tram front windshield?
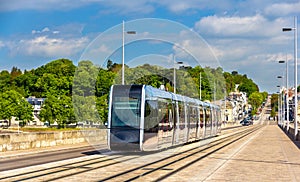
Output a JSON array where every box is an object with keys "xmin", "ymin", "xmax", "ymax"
[{"xmin": 111, "ymin": 85, "xmax": 142, "ymax": 128}]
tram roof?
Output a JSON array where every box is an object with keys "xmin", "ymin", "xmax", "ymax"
[
  {"xmin": 144, "ymin": 85, "xmax": 173, "ymax": 100},
  {"xmin": 144, "ymin": 85, "xmax": 219, "ymax": 108}
]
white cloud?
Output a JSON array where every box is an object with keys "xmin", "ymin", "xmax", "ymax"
[
  {"xmin": 32, "ymin": 27, "xmax": 50, "ymax": 34},
  {"xmin": 194, "ymin": 14, "xmax": 290, "ymax": 38},
  {"xmin": 8, "ymin": 35, "xmax": 89, "ymax": 58},
  {"xmin": 0, "ymin": 41, "xmax": 4, "ymax": 48},
  {"xmin": 1, "ymin": 0, "xmax": 298, "ymax": 20},
  {"xmin": 265, "ymin": 2, "xmax": 300, "ymax": 17},
  {"xmin": 42, "ymin": 27, "xmax": 50, "ymax": 32}
]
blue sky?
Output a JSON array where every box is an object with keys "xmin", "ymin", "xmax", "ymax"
[{"xmin": 0, "ymin": 0, "xmax": 299, "ymax": 93}]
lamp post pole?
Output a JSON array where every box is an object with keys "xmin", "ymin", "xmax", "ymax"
[
  {"xmin": 283, "ymin": 16, "xmax": 298, "ymax": 139},
  {"xmin": 279, "ymin": 59, "xmax": 290, "ymax": 132},
  {"xmin": 286, "ymin": 57, "xmax": 290, "ymax": 132},
  {"xmin": 199, "ymin": 73, "xmax": 202, "ymax": 100},
  {"xmin": 173, "ymin": 55, "xmax": 176, "ymax": 94},
  {"xmin": 173, "ymin": 55, "xmax": 183, "ymax": 94},
  {"xmin": 277, "ymin": 85, "xmax": 281, "ymax": 126},
  {"xmin": 122, "ymin": 21, "xmax": 136, "ymax": 85}
]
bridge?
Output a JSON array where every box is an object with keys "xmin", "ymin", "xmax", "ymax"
[{"xmin": 0, "ymin": 99, "xmax": 300, "ymax": 181}]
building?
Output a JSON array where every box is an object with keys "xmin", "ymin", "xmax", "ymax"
[{"xmin": 26, "ymin": 97, "xmax": 45, "ymax": 125}]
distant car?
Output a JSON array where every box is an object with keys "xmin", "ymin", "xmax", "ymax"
[
  {"xmin": 240, "ymin": 118, "xmax": 251, "ymax": 126},
  {"xmin": 242, "ymin": 120, "xmax": 250, "ymax": 126}
]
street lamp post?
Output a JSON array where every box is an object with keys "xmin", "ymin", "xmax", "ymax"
[
  {"xmin": 173, "ymin": 55, "xmax": 183, "ymax": 94},
  {"xmin": 277, "ymin": 76, "xmax": 285, "ymax": 127},
  {"xmin": 279, "ymin": 60, "xmax": 289, "ymax": 132},
  {"xmin": 277, "ymin": 85, "xmax": 282, "ymax": 126},
  {"xmin": 122, "ymin": 21, "xmax": 136, "ymax": 85},
  {"xmin": 283, "ymin": 16, "xmax": 298, "ymax": 139},
  {"xmin": 199, "ymin": 72, "xmax": 202, "ymax": 100}
]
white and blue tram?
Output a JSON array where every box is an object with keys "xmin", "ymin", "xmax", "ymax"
[{"xmin": 107, "ymin": 85, "xmax": 221, "ymax": 151}]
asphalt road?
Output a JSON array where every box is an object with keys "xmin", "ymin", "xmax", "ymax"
[{"xmin": 0, "ymin": 144, "xmax": 109, "ymax": 172}]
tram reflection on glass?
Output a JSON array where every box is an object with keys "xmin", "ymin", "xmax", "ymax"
[{"xmin": 107, "ymin": 85, "xmax": 221, "ymax": 151}]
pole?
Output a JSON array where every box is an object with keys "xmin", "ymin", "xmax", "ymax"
[
  {"xmin": 199, "ymin": 73, "xmax": 202, "ymax": 100},
  {"xmin": 122, "ymin": 20, "xmax": 125, "ymax": 85},
  {"xmin": 286, "ymin": 55, "xmax": 289, "ymax": 132},
  {"xmin": 278, "ymin": 94, "xmax": 280, "ymax": 125},
  {"xmin": 281, "ymin": 89, "xmax": 284, "ymax": 126},
  {"xmin": 173, "ymin": 55, "xmax": 176, "ymax": 94},
  {"xmin": 294, "ymin": 16, "xmax": 298, "ymax": 139},
  {"xmin": 214, "ymin": 80, "xmax": 216, "ymax": 102}
]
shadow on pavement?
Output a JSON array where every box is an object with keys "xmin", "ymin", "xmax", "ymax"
[{"xmin": 279, "ymin": 126, "xmax": 300, "ymax": 149}]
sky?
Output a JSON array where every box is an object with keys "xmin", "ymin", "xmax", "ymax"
[{"xmin": 0, "ymin": 0, "xmax": 299, "ymax": 93}]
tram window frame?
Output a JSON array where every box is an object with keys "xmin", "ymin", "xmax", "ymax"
[
  {"xmin": 205, "ymin": 107, "xmax": 211, "ymax": 127},
  {"xmin": 111, "ymin": 97, "xmax": 141, "ymax": 128},
  {"xmin": 157, "ymin": 98, "xmax": 173, "ymax": 131},
  {"xmin": 189, "ymin": 105, "xmax": 197, "ymax": 129},
  {"xmin": 144, "ymin": 100, "xmax": 159, "ymax": 132},
  {"xmin": 199, "ymin": 105, "xmax": 204, "ymax": 128},
  {"xmin": 178, "ymin": 101, "xmax": 185, "ymax": 129}
]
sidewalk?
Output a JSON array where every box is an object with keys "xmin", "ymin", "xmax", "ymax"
[{"xmin": 206, "ymin": 125, "xmax": 300, "ymax": 182}]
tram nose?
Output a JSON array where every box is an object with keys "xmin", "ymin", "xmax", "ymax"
[
  {"xmin": 110, "ymin": 129, "xmax": 141, "ymax": 151},
  {"xmin": 112, "ymin": 131, "xmax": 139, "ymax": 143}
]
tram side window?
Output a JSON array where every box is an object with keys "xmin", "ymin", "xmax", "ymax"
[
  {"xmin": 158, "ymin": 100, "xmax": 168, "ymax": 124},
  {"xmin": 189, "ymin": 106, "xmax": 197, "ymax": 129},
  {"xmin": 178, "ymin": 101, "xmax": 185, "ymax": 129},
  {"xmin": 205, "ymin": 108, "xmax": 211, "ymax": 127},
  {"xmin": 211, "ymin": 109, "xmax": 214, "ymax": 125},
  {"xmin": 158, "ymin": 99, "xmax": 174, "ymax": 130},
  {"xmin": 144, "ymin": 100, "xmax": 159, "ymax": 132},
  {"xmin": 199, "ymin": 106, "xmax": 204, "ymax": 128}
]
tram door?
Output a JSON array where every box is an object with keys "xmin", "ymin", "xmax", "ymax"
[
  {"xmin": 187, "ymin": 105, "xmax": 198, "ymax": 142},
  {"xmin": 172, "ymin": 101, "xmax": 187, "ymax": 145},
  {"xmin": 157, "ymin": 100, "xmax": 173, "ymax": 149},
  {"xmin": 197, "ymin": 105, "xmax": 205, "ymax": 139},
  {"xmin": 211, "ymin": 108, "xmax": 217, "ymax": 135},
  {"xmin": 204, "ymin": 107, "xmax": 212, "ymax": 137},
  {"xmin": 217, "ymin": 109, "xmax": 222, "ymax": 133}
]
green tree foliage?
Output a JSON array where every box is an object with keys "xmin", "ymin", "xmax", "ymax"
[
  {"xmin": 39, "ymin": 94, "xmax": 75, "ymax": 127},
  {"xmin": 0, "ymin": 90, "xmax": 33, "ymax": 125},
  {"xmin": 1, "ymin": 58, "xmax": 262, "ymax": 127},
  {"xmin": 270, "ymin": 93, "xmax": 279, "ymax": 112},
  {"xmin": 248, "ymin": 92, "xmax": 264, "ymax": 114},
  {"xmin": 14, "ymin": 70, "xmax": 39, "ymax": 97},
  {"xmin": 35, "ymin": 59, "xmax": 75, "ymax": 97},
  {"xmin": 238, "ymin": 79, "xmax": 259, "ymax": 96},
  {"xmin": 0, "ymin": 70, "xmax": 11, "ymax": 93},
  {"xmin": 73, "ymin": 60, "xmax": 99, "ymax": 97}
]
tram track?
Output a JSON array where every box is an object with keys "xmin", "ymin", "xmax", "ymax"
[
  {"xmin": 0, "ymin": 125, "xmax": 264, "ymax": 181},
  {"xmin": 99, "ymin": 125, "xmax": 264, "ymax": 181}
]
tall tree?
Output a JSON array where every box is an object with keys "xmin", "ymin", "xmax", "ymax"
[{"xmin": 0, "ymin": 90, "xmax": 33, "ymax": 125}]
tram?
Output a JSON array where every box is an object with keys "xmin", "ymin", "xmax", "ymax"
[{"xmin": 107, "ymin": 84, "xmax": 221, "ymax": 151}]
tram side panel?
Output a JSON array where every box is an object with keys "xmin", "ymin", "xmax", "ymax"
[
  {"xmin": 157, "ymin": 99, "xmax": 174, "ymax": 149},
  {"xmin": 187, "ymin": 105, "xmax": 199, "ymax": 142},
  {"xmin": 197, "ymin": 105, "xmax": 205, "ymax": 140},
  {"xmin": 142, "ymin": 99, "xmax": 160, "ymax": 151},
  {"xmin": 211, "ymin": 107, "xmax": 216, "ymax": 136},
  {"xmin": 204, "ymin": 107, "xmax": 212, "ymax": 138},
  {"xmin": 174, "ymin": 101, "xmax": 188, "ymax": 145},
  {"xmin": 217, "ymin": 108, "xmax": 222, "ymax": 134}
]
